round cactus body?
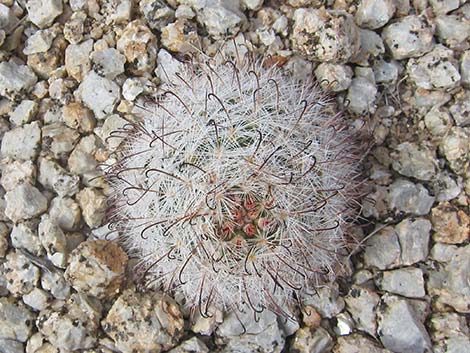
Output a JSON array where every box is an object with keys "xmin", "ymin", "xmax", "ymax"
[{"xmin": 104, "ymin": 53, "xmax": 364, "ymax": 318}]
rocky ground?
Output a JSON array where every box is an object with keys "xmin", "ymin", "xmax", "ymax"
[{"xmin": 0, "ymin": 0, "xmax": 469, "ymax": 352}]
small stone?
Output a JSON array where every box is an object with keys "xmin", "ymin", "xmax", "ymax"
[
  {"xmin": 194, "ymin": 0, "xmax": 246, "ymax": 39},
  {"xmin": 433, "ymin": 172, "xmax": 462, "ymax": 202},
  {"xmin": 95, "ymin": 114, "xmax": 128, "ymax": 151},
  {"xmin": 37, "ymin": 293, "xmax": 101, "ymax": 351},
  {"xmin": 23, "ymin": 29, "xmax": 55, "ymax": 55},
  {"xmin": 26, "ymin": 0, "xmax": 63, "ymax": 29},
  {"xmin": 431, "ymin": 202, "xmax": 469, "ymax": 244},
  {"xmin": 0, "ymin": 298, "xmax": 35, "ymax": 342},
  {"xmin": 41, "ymin": 269, "xmax": 70, "ymax": 300},
  {"xmin": 216, "ymin": 309, "xmax": 285, "ymax": 353},
  {"xmin": 175, "ymin": 5, "xmax": 195, "ymax": 20},
  {"xmin": 0, "ymin": 60, "xmax": 37, "ymax": 99},
  {"xmin": 304, "ymin": 283, "xmax": 345, "ymax": 318},
  {"xmin": 0, "ymin": 160, "xmax": 36, "ymax": 192},
  {"xmin": 38, "ymin": 215, "xmax": 68, "ymax": 269},
  {"xmin": 76, "ymin": 71, "xmax": 120, "ymax": 119},
  {"xmin": 76, "ymin": 187, "xmax": 106, "ymax": 228},
  {"xmin": 62, "ymin": 102, "xmax": 96, "ymax": 133},
  {"xmin": 449, "ymin": 90, "xmax": 470, "ymax": 127},
  {"xmin": 65, "ymin": 39, "xmax": 94, "ymax": 82},
  {"xmin": 191, "ymin": 310, "xmax": 223, "ymax": 336},
  {"xmin": 23, "ymin": 287, "xmax": 50, "ymax": 311},
  {"xmin": 1, "ymin": 121, "xmax": 41, "ymax": 161},
  {"xmin": 424, "ymin": 106, "xmax": 452, "ymax": 136},
  {"xmin": 41, "ymin": 123, "xmax": 80, "ymax": 159},
  {"xmin": 377, "ymin": 267, "xmax": 426, "ymax": 298},
  {"xmin": 38, "ymin": 157, "xmax": 80, "ymax": 197},
  {"xmin": 406, "ymin": 45, "xmax": 461, "ymax": 90},
  {"xmin": 347, "ymin": 77, "xmax": 377, "ymax": 115},
  {"xmin": 91, "ymin": 48, "xmax": 126, "ymax": 80},
  {"xmin": 461, "ymin": 50, "xmax": 470, "ymax": 87},
  {"xmin": 435, "ymin": 13, "xmax": 470, "ymax": 48},
  {"xmin": 345, "ymin": 286, "xmax": 379, "ymax": 336},
  {"xmin": 10, "ymin": 221, "xmax": 43, "ymax": 256},
  {"xmin": 439, "ymin": 127, "xmax": 469, "ymax": 174},
  {"xmin": 391, "ymin": 142, "xmax": 436, "ymax": 181},
  {"xmin": 9, "ymin": 99, "xmax": 38, "ymax": 126},
  {"xmin": 291, "ymin": 8, "xmax": 360, "ymax": 63},
  {"xmin": 101, "ymin": 289, "xmax": 184, "ymax": 353},
  {"xmin": 334, "ymin": 334, "xmax": 392, "ymax": 353},
  {"xmin": 63, "ymin": 11, "xmax": 86, "ymax": 44},
  {"xmin": 155, "ymin": 49, "xmax": 185, "ymax": 85},
  {"xmin": 161, "ymin": 19, "xmax": 199, "ymax": 54},
  {"xmin": 291, "ymin": 327, "xmax": 333, "ymax": 353},
  {"xmin": 103, "ymin": 0, "xmax": 132, "ymax": 24},
  {"xmin": 68, "ymin": 135, "xmax": 99, "ymax": 175},
  {"xmin": 409, "ymin": 88, "xmax": 451, "ymax": 108},
  {"xmin": 122, "ymin": 77, "xmax": 151, "ymax": 101},
  {"xmin": 334, "ymin": 312, "xmax": 354, "ymax": 336},
  {"xmin": 373, "ymin": 60, "xmax": 399, "ymax": 84},
  {"xmin": 117, "ymin": 20, "xmax": 158, "ymax": 76},
  {"xmin": 4, "ymin": 251, "xmax": 40, "ymax": 296},
  {"xmin": 27, "ymin": 47, "xmax": 63, "ymax": 80},
  {"xmin": 167, "ymin": 337, "xmax": 209, "ymax": 353},
  {"xmin": 314, "ymin": 63, "xmax": 353, "ymax": 92},
  {"xmin": 351, "ymin": 29, "xmax": 385, "ymax": 64},
  {"xmin": 140, "ymin": 0, "xmax": 175, "ymax": 30},
  {"xmin": 387, "ymin": 179, "xmax": 435, "ymax": 216},
  {"xmin": 395, "ymin": 218, "xmax": 431, "ymax": 265},
  {"xmin": 65, "ymin": 240, "xmax": 128, "ymax": 299},
  {"xmin": 382, "ymin": 15, "xmax": 434, "ymax": 60},
  {"xmin": 377, "ymin": 294, "xmax": 432, "ymax": 353},
  {"xmin": 355, "ymin": 0, "xmax": 395, "ymax": 29},
  {"xmin": 0, "ymin": 338, "xmax": 24, "ymax": 353},
  {"xmin": 429, "ymin": 0, "xmax": 459, "ymax": 15},
  {"xmin": 5, "ymin": 184, "xmax": 48, "ymax": 222},
  {"xmin": 363, "ymin": 226, "xmax": 401, "ymax": 270},
  {"xmin": 49, "ymin": 197, "xmax": 81, "ymax": 232}
]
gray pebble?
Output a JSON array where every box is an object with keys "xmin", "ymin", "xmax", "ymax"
[
  {"xmin": 4, "ymin": 251, "xmax": 40, "ymax": 297},
  {"xmin": 387, "ymin": 179, "xmax": 435, "ymax": 216},
  {"xmin": 91, "ymin": 48, "xmax": 126, "ymax": 80},
  {"xmin": 1, "ymin": 122, "xmax": 41, "ymax": 161},
  {"xmin": 101, "ymin": 289, "xmax": 184, "ymax": 353},
  {"xmin": 363, "ymin": 226, "xmax": 401, "ymax": 269},
  {"xmin": 395, "ymin": 218, "xmax": 431, "ymax": 265},
  {"xmin": 37, "ymin": 293, "xmax": 101, "ymax": 351},
  {"xmin": 377, "ymin": 294, "xmax": 432, "ymax": 353},
  {"xmin": 38, "ymin": 157, "xmax": 80, "ymax": 197},
  {"xmin": 377, "ymin": 267, "xmax": 426, "ymax": 298},
  {"xmin": 345, "ymin": 285, "xmax": 380, "ymax": 336},
  {"xmin": 4, "ymin": 184, "xmax": 48, "ymax": 223},
  {"xmin": 0, "ymin": 298, "xmax": 35, "ymax": 342},
  {"xmin": 346, "ymin": 77, "xmax": 377, "ymax": 115},
  {"xmin": 355, "ymin": 0, "xmax": 396, "ymax": 29},
  {"xmin": 291, "ymin": 8, "xmax": 360, "ymax": 63},
  {"xmin": 26, "ymin": 0, "xmax": 63, "ymax": 29},
  {"xmin": 0, "ymin": 60, "xmax": 37, "ymax": 99},
  {"xmin": 406, "ymin": 45, "xmax": 461, "ymax": 90},
  {"xmin": 314, "ymin": 63, "xmax": 353, "ymax": 92},
  {"xmin": 76, "ymin": 71, "xmax": 120, "ymax": 119},
  {"xmin": 382, "ymin": 15, "xmax": 434, "ymax": 60},
  {"xmin": 391, "ymin": 142, "xmax": 437, "ymax": 181}
]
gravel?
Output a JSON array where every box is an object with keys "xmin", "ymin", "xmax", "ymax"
[{"xmin": 0, "ymin": 0, "xmax": 468, "ymax": 352}]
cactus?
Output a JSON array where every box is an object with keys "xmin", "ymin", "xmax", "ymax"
[{"xmin": 103, "ymin": 51, "xmax": 365, "ymax": 320}]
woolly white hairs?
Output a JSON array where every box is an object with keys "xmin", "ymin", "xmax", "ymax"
[{"xmin": 104, "ymin": 50, "xmax": 365, "ymax": 321}]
